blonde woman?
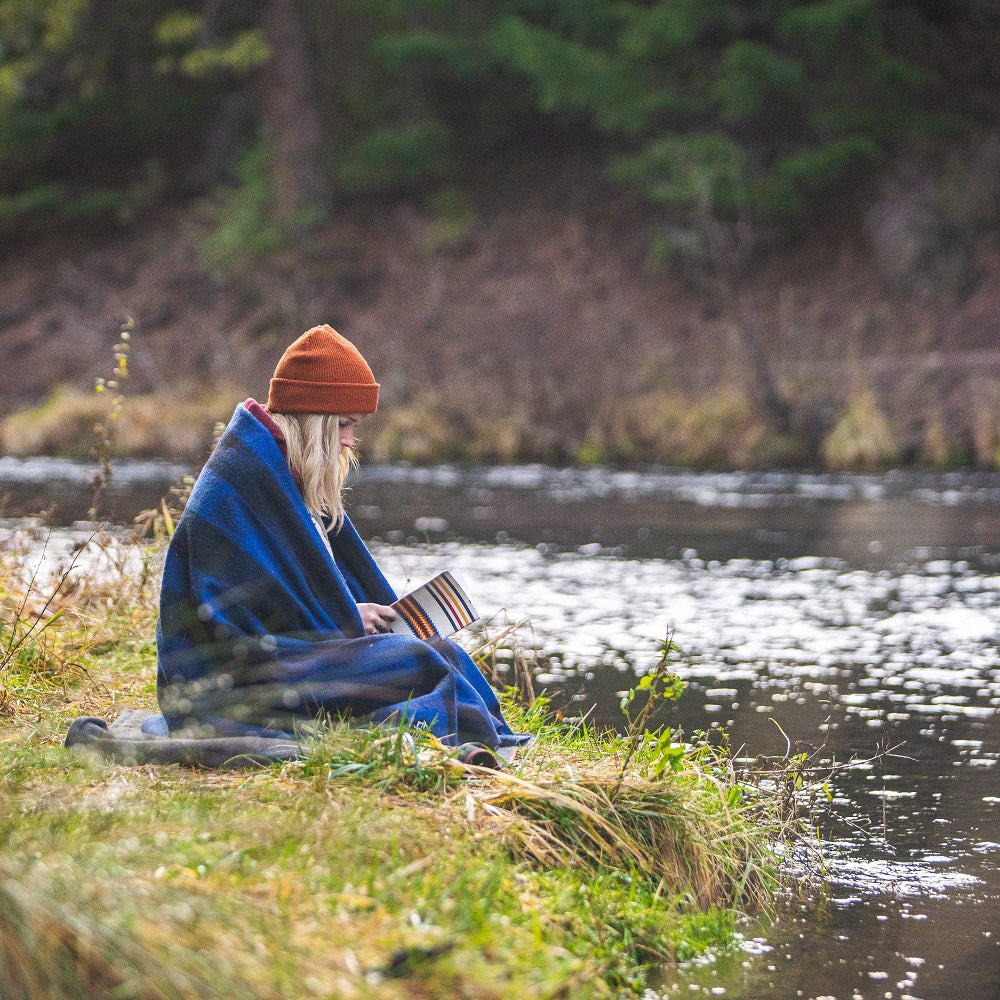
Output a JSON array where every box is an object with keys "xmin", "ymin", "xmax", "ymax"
[{"xmin": 154, "ymin": 324, "xmax": 526, "ymax": 755}]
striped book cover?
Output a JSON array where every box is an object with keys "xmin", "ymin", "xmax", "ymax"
[{"xmin": 387, "ymin": 570, "xmax": 480, "ymax": 640}]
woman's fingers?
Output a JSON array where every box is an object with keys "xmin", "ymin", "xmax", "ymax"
[{"xmin": 358, "ymin": 602, "xmax": 398, "ymax": 633}]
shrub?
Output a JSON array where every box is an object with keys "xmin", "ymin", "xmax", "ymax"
[
  {"xmin": 821, "ymin": 391, "xmax": 901, "ymax": 470},
  {"xmin": 195, "ymin": 142, "xmax": 284, "ymax": 276}
]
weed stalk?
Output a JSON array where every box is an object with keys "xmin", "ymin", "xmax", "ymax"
[{"xmin": 89, "ymin": 318, "xmax": 131, "ymax": 521}]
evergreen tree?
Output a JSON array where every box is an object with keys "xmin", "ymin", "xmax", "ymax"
[
  {"xmin": 0, "ymin": 1, "xmax": 267, "ymax": 234},
  {"xmin": 0, "ymin": 0, "xmax": 996, "ymax": 240}
]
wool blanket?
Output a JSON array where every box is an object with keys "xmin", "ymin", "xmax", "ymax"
[
  {"xmin": 62, "ymin": 711, "xmax": 510, "ymax": 770},
  {"xmin": 64, "ymin": 711, "xmax": 301, "ymax": 769},
  {"xmin": 155, "ymin": 403, "xmax": 528, "ymax": 750}
]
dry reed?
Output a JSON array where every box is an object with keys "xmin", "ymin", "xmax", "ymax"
[{"xmin": 459, "ymin": 754, "xmax": 775, "ymax": 913}]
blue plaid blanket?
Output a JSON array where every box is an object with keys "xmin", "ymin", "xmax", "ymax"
[{"xmin": 156, "ymin": 404, "xmax": 527, "ymax": 749}]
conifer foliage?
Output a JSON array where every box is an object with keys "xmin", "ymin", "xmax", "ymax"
[{"xmin": 0, "ymin": 1, "xmax": 995, "ymax": 238}]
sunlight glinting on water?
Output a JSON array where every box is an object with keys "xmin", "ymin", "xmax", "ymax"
[
  {"xmin": 374, "ymin": 540, "xmax": 1000, "ymax": 731},
  {"xmin": 375, "ymin": 534, "xmax": 1000, "ymax": 999},
  {"xmin": 4, "ymin": 456, "xmax": 1000, "ymax": 1000}
]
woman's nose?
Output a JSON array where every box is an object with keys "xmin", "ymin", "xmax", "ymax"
[{"xmin": 340, "ymin": 426, "xmax": 356, "ymax": 449}]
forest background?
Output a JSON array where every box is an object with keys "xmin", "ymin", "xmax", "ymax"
[{"xmin": 1, "ymin": 0, "xmax": 999, "ymax": 472}]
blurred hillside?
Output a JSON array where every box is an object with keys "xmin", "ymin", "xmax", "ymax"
[{"xmin": 2, "ymin": 1, "xmax": 999, "ymax": 470}]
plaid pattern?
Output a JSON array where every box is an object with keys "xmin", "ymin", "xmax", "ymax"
[{"xmin": 156, "ymin": 404, "xmax": 528, "ymax": 750}]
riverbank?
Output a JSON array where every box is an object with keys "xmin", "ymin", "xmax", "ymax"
[
  {"xmin": 0, "ymin": 524, "xmax": 795, "ymax": 998},
  {"xmin": 4, "ymin": 460, "xmax": 999, "ymax": 996},
  {"xmin": 2, "ymin": 147, "xmax": 999, "ymax": 472}
]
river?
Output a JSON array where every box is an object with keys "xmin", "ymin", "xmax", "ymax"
[{"xmin": 2, "ymin": 457, "xmax": 998, "ymax": 1000}]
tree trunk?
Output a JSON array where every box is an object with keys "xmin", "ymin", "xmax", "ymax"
[{"xmin": 259, "ymin": 0, "xmax": 325, "ymax": 224}]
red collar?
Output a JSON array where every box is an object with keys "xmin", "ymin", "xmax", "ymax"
[{"xmin": 245, "ymin": 398, "xmax": 287, "ymax": 453}]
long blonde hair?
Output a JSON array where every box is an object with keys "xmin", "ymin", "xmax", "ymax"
[{"xmin": 270, "ymin": 412, "xmax": 356, "ymax": 529}]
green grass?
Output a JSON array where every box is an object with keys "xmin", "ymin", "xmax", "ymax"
[{"xmin": 1, "ymin": 526, "xmax": 792, "ymax": 998}]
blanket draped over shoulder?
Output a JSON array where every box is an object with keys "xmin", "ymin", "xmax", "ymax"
[{"xmin": 155, "ymin": 403, "xmax": 527, "ymax": 750}]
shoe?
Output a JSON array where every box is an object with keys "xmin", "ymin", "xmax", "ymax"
[{"xmin": 455, "ymin": 743, "xmax": 499, "ymax": 769}]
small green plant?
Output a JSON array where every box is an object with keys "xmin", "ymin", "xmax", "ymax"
[
  {"xmin": 296, "ymin": 722, "xmax": 464, "ymax": 796},
  {"xmin": 196, "ymin": 141, "xmax": 285, "ymax": 275},
  {"xmin": 617, "ymin": 633, "xmax": 687, "ymax": 784},
  {"xmin": 336, "ymin": 122, "xmax": 452, "ymax": 197},
  {"xmin": 425, "ymin": 187, "xmax": 477, "ymax": 252},
  {"xmin": 0, "ymin": 530, "xmax": 89, "ymax": 712}
]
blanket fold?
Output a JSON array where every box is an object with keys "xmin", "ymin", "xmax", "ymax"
[
  {"xmin": 63, "ymin": 712, "xmax": 511, "ymax": 770},
  {"xmin": 64, "ymin": 713, "xmax": 300, "ymax": 769}
]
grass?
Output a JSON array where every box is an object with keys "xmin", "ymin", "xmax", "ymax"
[
  {"xmin": 0, "ymin": 384, "xmax": 245, "ymax": 461},
  {"xmin": 5, "ymin": 375, "xmax": 999, "ymax": 471},
  {"xmin": 0, "ymin": 522, "xmax": 801, "ymax": 999},
  {"xmin": 821, "ymin": 390, "xmax": 902, "ymax": 470},
  {"xmin": 0, "ymin": 382, "xmax": 801, "ymax": 470},
  {"xmin": 578, "ymin": 385, "xmax": 807, "ymax": 471}
]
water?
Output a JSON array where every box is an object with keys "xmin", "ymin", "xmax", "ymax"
[
  {"xmin": 0, "ymin": 454, "xmax": 191, "ymax": 525},
  {"xmin": 2, "ymin": 457, "xmax": 999, "ymax": 999}
]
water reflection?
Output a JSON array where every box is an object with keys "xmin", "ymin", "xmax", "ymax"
[{"xmin": 0, "ymin": 455, "xmax": 190, "ymax": 525}]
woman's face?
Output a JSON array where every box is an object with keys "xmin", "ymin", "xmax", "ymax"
[{"xmin": 338, "ymin": 414, "xmax": 364, "ymax": 452}]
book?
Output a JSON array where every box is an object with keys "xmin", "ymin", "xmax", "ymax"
[{"xmin": 386, "ymin": 570, "xmax": 481, "ymax": 640}]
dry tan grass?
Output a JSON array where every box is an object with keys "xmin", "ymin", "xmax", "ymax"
[
  {"xmin": 463, "ymin": 752, "xmax": 774, "ymax": 913},
  {"xmin": 582, "ymin": 385, "xmax": 804, "ymax": 468},
  {"xmin": 0, "ymin": 385, "xmax": 244, "ymax": 460},
  {"xmin": 822, "ymin": 391, "xmax": 902, "ymax": 470}
]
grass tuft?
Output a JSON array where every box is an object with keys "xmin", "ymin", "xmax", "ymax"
[
  {"xmin": 0, "ymin": 385, "xmax": 245, "ymax": 460},
  {"xmin": 821, "ymin": 391, "xmax": 901, "ymax": 470}
]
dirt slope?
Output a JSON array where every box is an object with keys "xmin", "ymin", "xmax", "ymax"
[{"xmin": 2, "ymin": 167, "xmax": 999, "ymax": 467}]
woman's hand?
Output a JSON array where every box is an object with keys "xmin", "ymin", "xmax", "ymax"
[{"xmin": 357, "ymin": 602, "xmax": 398, "ymax": 635}]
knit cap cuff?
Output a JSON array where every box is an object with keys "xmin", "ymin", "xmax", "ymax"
[{"xmin": 266, "ymin": 378, "xmax": 379, "ymax": 415}]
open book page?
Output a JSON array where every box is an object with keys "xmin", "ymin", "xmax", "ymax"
[{"xmin": 386, "ymin": 570, "xmax": 480, "ymax": 640}]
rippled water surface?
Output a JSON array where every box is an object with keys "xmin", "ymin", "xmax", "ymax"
[
  {"xmin": 370, "ymin": 540, "xmax": 999, "ymax": 1000},
  {"xmin": 3, "ymin": 458, "xmax": 999, "ymax": 999},
  {"xmin": 357, "ymin": 465, "xmax": 1000, "ymax": 1000}
]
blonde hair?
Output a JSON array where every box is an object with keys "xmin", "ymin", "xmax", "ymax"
[{"xmin": 269, "ymin": 412, "xmax": 357, "ymax": 529}]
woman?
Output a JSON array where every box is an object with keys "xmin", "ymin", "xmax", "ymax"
[{"xmin": 155, "ymin": 324, "xmax": 527, "ymax": 753}]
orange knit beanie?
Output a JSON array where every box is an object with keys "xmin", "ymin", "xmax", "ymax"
[{"xmin": 266, "ymin": 324, "xmax": 379, "ymax": 415}]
